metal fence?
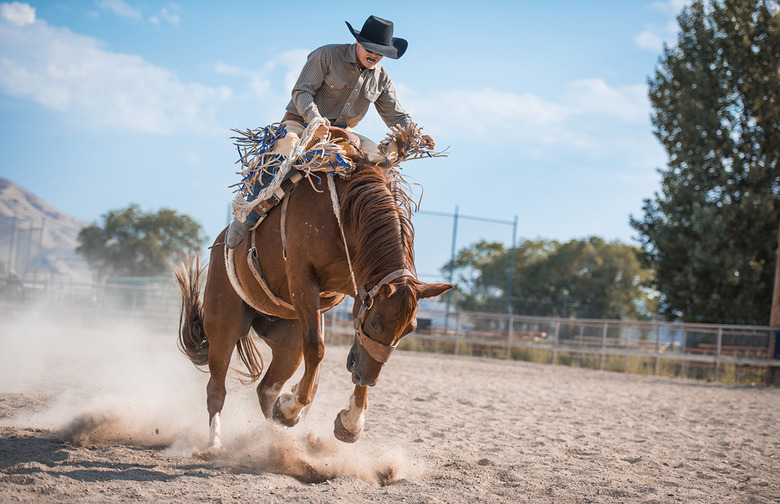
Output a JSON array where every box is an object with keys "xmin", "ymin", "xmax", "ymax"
[
  {"xmin": 323, "ymin": 302, "xmax": 780, "ymax": 385},
  {"xmin": 0, "ymin": 216, "xmax": 44, "ymax": 277},
  {"xmin": 3, "ymin": 278, "xmax": 778, "ymax": 385}
]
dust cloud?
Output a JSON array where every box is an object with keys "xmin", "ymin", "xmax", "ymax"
[{"xmin": 0, "ymin": 308, "xmax": 418, "ymax": 486}]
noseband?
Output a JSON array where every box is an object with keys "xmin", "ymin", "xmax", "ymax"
[{"xmin": 353, "ymin": 268, "xmax": 416, "ymax": 364}]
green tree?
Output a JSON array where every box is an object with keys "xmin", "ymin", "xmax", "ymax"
[
  {"xmin": 445, "ymin": 240, "xmax": 512, "ymax": 308},
  {"xmin": 445, "ymin": 237, "xmax": 655, "ymax": 319},
  {"xmin": 77, "ymin": 204, "xmax": 207, "ymax": 279},
  {"xmin": 631, "ymin": 0, "xmax": 780, "ymax": 324}
]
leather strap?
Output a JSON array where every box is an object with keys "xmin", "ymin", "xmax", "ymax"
[
  {"xmin": 356, "ymin": 269, "xmax": 416, "ymax": 325},
  {"xmin": 280, "ymin": 189, "xmax": 291, "ymax": 261},
  {"xmin": 247, "ymin": 232, "xmax": 295, "ymax": 310},
  {"xmin": 354, "ymin": 326, "xmax": 396, "ymax": 364},
  {"xmin": 249, "ymin": 169, "xmax": 304, "ymax": 231},
  {"xmin": 352, "ymin": 268, "xmax": 417, "ymax": 363}
]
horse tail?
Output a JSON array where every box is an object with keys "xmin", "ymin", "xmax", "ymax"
[
  {"xmin": 234, "ymin": 334, "xmax": 264, "ymax": 385},
  {"xmin": 173, "ymin": 254, "xmax": 209, "ymax": 367}
]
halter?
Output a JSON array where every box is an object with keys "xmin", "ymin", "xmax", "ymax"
[{"xmin": 352, "ymin": 268, "xmax": 416, "ymax": 363}]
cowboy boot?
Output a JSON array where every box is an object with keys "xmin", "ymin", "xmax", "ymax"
[
  {"xmin": 226, "ymin": 155, "xmax": 283, "ymax": 249},
  {"xmin": 226, "ymin": 210, "xmax": 260, "ymax": 249}
]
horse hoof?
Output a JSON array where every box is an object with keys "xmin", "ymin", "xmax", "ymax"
[
  {"xmin": 192, "ymin": 445, "xmax": 223, "ymax": 460},
  {"xmin": 272, "ymin": 395, "xmax": 301, "ymax": 427},
  {"xmin": 333, "ymin": 411, "xmax": 360, "ymax": 443}
]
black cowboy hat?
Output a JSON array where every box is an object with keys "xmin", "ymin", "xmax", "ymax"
[{"xmin": 345, "ymin": 15, "xmax": 408, "ymax": 59}]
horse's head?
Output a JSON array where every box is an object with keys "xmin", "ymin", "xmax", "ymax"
[{"xmin": 348, "ymin": 270, "xmax": 452, "ymax": 387}]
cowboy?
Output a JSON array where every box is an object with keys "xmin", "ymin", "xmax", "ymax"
[{"xmin": 226, "ymin": 15, "xmax": 435, "ymax": 248}]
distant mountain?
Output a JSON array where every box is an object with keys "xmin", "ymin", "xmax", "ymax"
[{"xmin": 0, "ymin": 178, "xmax": 95, "ymax": 282}]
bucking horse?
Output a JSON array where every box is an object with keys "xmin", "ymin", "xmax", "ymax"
[{"xmin": 174, "ymin": 120, "xmax": 451, "ymax": 454}]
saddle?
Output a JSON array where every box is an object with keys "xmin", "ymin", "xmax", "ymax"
[
  {"xmin": 227, "ymin": 126, "xmax": 357, "ymax": 314},
  {"xmin": 247, "ymin": 126, "xmax": 363, "ymax": 232}
]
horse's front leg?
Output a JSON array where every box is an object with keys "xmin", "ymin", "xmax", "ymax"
[
  {"xmin": 272, "ymin": 290, "xmax": 323, "ymax": 427},
  {"xmin": 334, "ymin": 385, "xmax": 368, "ymax": 443}
]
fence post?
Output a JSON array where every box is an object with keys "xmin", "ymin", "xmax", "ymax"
[
  {"xmin": 714, "ymin": 326, "xmax": 722, "ymax": 383},
  {"xmin": 506, "ymin": 314, "xmax": 513, "ymax": 359},
  {"xmin": 681, "ymin": 326, "xmax": 688, "ymax": 378},
  {"xmin": 654, "ymin": 323, "xmax": 661, "ymax": 376},
  {"xmin": 552, "ymin": 319, "xmax": 560, "ymax": 365},
  {"xmin": 454, "ymin": 311, "xmax": 462, "ymax": 356},
  {"xmin": 600, "ymin": 322, "xmax": 608, "ymax": 371},
  {"xmin": 624, "ymin": 325, "xmax": 630, "ymax": 372}
]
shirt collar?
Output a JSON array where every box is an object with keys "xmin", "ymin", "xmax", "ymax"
[{"xmin": 346, "ymin": 43, "xmax": 359, "ymax": 65}]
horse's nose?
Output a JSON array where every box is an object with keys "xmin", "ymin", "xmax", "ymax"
[{"xmin": 346, "ymin": 346, "xmax": 357, "ymax": 372}]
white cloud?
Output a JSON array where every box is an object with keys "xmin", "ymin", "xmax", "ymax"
[
  {"xmin": 650, "ymin": 0, "xmax": 690, "ymax": 15},
  {"xmin": 0, "ymin": 1, "xmax": 35, "ymax": 25},
  {"xmin": 635, "ymin": 19, "xmax": 680, "ymax": 52},
  {"xmin": 150, "ymin": 4, "xmax": 181, "ymax": 26},
  {"xmin": 213, "ymin": 62, "xmax": 250, "ymax": 77},
  {"xmin": 408, "ymin": 78, "xmax": 652, "ymax": 160},
  {"xmin": 429, "ymin": 79, "xmax": 646, "ymax": 130},
  {"xmin": 270, "ymin": 49, "xmax": 309, "ymax": 92},
  {"xmin": 0, "ymin": 8, "xmax": 230, "ymax": 135},
  {"xmin": 0, "ymin": 3, "xmax": 657, "ymax": 163},
  {"xmin": 636, "ymin": 0, "xmax": 693, "ymax": 52},
  {"xmin": 395, "ymin": 87, "xmax": 563, "ymax": 159},
  {"xmin": 214, "ymin": 49, "xmax": 307, "ymax": 100},
  {"xmin": 635, "ymin": 30, "xmax": 664, "ymax": 51},
  {"xmin": 564, "ymin": 79, "xmax": 648, "ymax": 123},
  {"xmin": 96, "ymin": 0, "xmax": 141, "ymax": 20},
  {"xmin": 96, "ymin": 0, "xmax": 181, "ymax": 26}
]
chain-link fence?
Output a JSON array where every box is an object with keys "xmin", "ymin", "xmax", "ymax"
[{"xmin": 0, "ymin": 216, "xmax": 44, "ymax": 277}]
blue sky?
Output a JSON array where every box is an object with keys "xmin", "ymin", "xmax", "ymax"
[{"xmin": 0, "ymin": 0, "xmax": 692, "ymax": 281}]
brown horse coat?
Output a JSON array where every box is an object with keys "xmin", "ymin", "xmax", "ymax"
[{"xmin": 176, "ymin": 155, "xmax": 451, "ymax": 450}]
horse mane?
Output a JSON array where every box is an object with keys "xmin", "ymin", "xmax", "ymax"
[{"xmin": 339, "ymin": 163, "xmax": 416, "ymax": 286}]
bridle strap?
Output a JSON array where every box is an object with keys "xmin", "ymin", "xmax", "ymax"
[
  {"xmin": 354, "ymin": 325, "xmax": 396, "ymax": 363},
  {"xmin": 353, "ymin": 268, "xmax": 416, "ymax": 363},
  {"xmin": 356, "ymin": 268, "xmax": 416, "ymax": 326}
]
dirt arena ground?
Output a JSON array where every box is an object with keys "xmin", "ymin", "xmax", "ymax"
[{"xmin": 1, "ymin": 315, "xmax": 778, "ymax": 503}]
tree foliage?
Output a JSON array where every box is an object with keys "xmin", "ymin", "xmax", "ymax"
[
  {"xmin": 76, "ymin": 204, "xmax": 207, "ymax": 279},
  {"xmin": 631, "ymin": 0, "xmax": 780, "ymax": 324},
  {"xmin": 444, "ymin": 237, "xmax": 655, "ymax": 320}
]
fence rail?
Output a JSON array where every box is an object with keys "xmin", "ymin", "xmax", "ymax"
[
  {"xmin": 2, "ymin": 278, "xmax": 778, "ymax": 385},
  {"xmin": 323, "ymin": 304, "xmax": 780, "ymax": 385}
]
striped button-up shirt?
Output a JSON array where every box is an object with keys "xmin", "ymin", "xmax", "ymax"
[{"xmin": 286, "ymin": 43, "xmax": 412, "ymax": 130}]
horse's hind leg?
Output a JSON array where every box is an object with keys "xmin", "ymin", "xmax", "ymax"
[
  {"xmin": 201, "ymin": 310, "xmax": 252, "ymax": 454},
  {"xmin": 252, "ymin": 317, "xmax": 303, "ymax": 420}
]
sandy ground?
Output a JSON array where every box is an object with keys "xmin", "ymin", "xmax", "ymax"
[{"xmin": 0, "ymin": 315, "xmax": 779, "ymax": 503}]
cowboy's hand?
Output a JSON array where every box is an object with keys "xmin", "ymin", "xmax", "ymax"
[
  {"xmin": 422, "ymin": 134, "xmax": 436, "ymax": 149},
  {"xmin": 314, "ymin": 118, "xmax": 331, "ymax": 139}
]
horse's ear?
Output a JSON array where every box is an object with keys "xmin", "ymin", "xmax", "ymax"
[
  {"xmin": 379, "ymin": 283, "xmax": 398, "ymax": 298},
  {"xmin": 417, "ymin": 283, "xmax": 453, "ymax": 300}
]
